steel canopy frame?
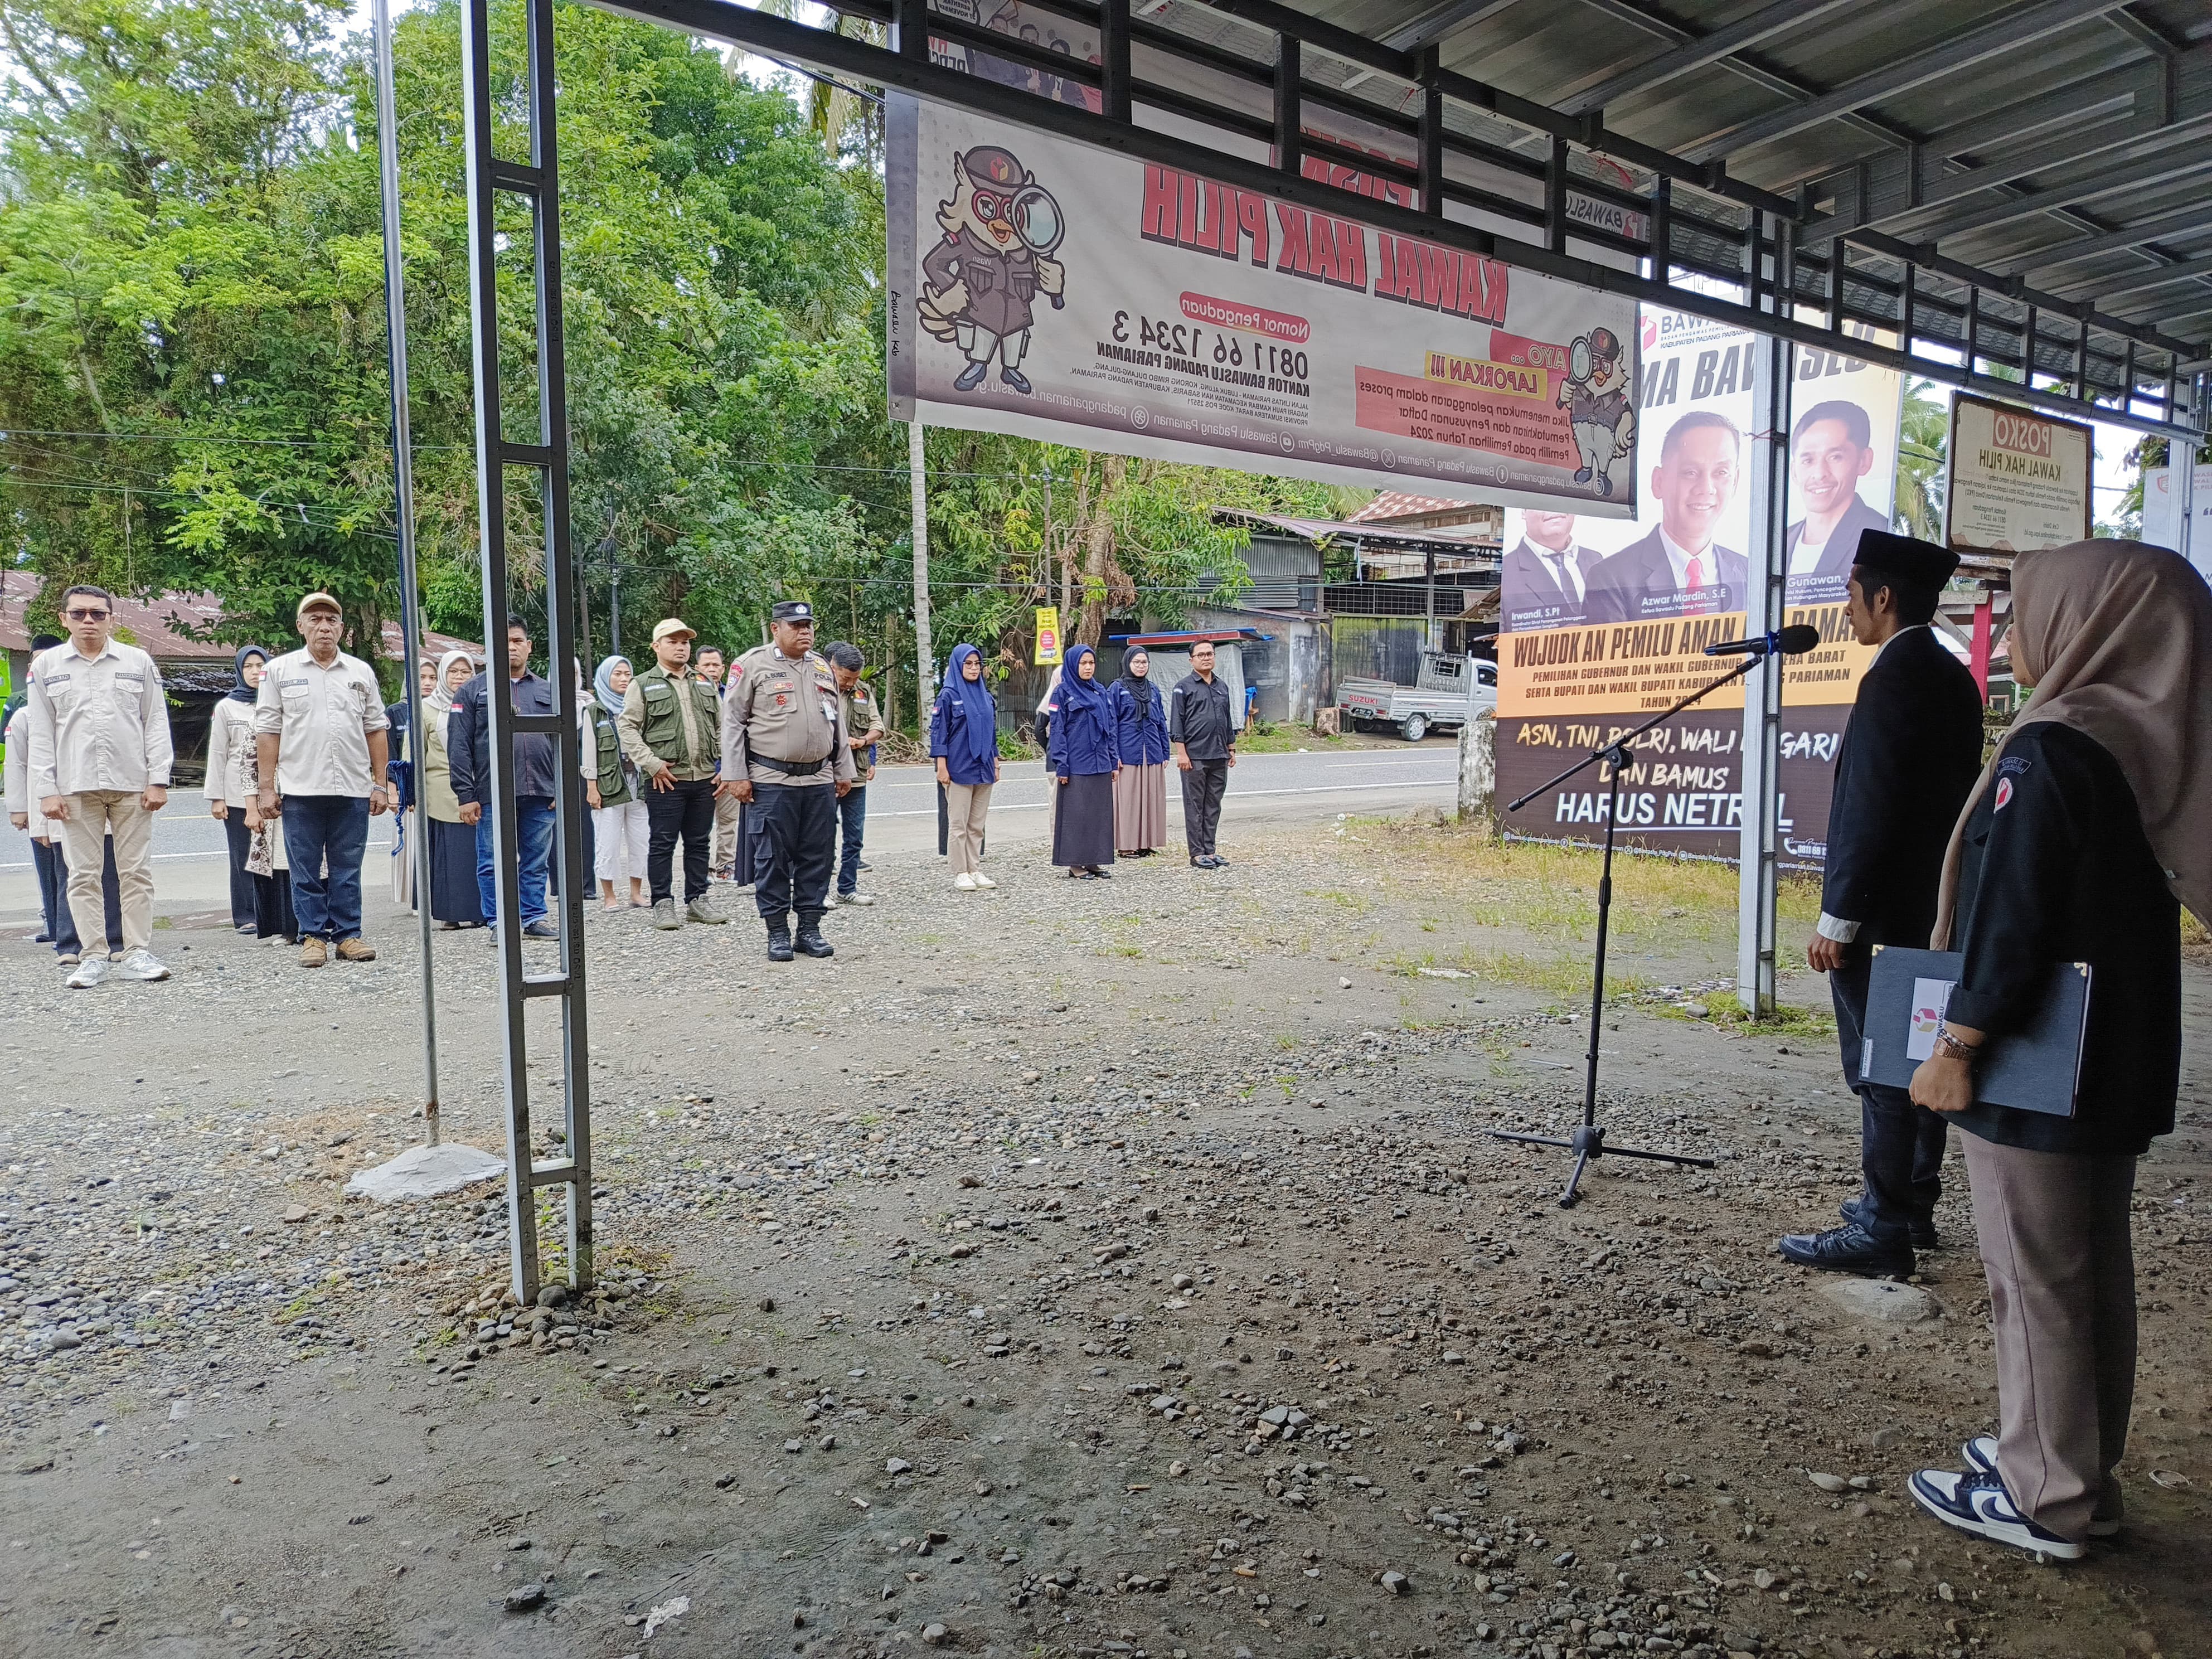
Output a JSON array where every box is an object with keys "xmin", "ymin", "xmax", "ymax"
[
  {"xmin": 461, "ymin": 0, "xmax": 594, "ymax": 1305},
  {"xmin": 580, "ymin": 0, "xmax": 2206, "ymax": 438}
]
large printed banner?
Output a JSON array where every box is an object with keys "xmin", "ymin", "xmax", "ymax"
[
  {"xmin": 887, "ymin": 96, "xmax": 1643, "ymax": 512},
  {"xmin": 1493, "ymin": 308, "xmax": 1904, "ymax": 861}
]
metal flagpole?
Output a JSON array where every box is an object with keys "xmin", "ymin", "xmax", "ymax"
[{"xmin": 374, "ymin": 0, "xmax": 441, "ymax": 1144}]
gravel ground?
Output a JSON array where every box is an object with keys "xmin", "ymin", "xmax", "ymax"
[{"xmin": 1, "ymin": 812, "xmax": 2206, "ymax": 1659}]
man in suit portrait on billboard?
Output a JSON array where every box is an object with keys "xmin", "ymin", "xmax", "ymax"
[
  {"xmin": 1582, "ymin": 411, "xmax": 1747, "ymax": 622},
  {"xmin": 1502, "ymin": 511, "xmax": 1604, "ymax": 630},
  {"xmin": 1786, "ymin": 399, "xmax": 1891, "ymax": 605}
]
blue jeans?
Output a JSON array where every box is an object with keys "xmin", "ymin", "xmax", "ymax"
[
  {"xmin": 285, "ymin": 795, "xmax": 371, "ymax": 943},
  {"xmin": 836, "ymin": 785, "xmax": 867, "ymax": 895},
  {"xmin": 476, "ymin": 796, "xmax": 555, "ymax": 927}
]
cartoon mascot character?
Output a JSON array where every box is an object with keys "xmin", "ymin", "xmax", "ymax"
[
  {"xmin": 1555, "ymin": 326, "xmax": 1634, "ymax": 497},
  {"xmin": 917, "ymin": 144, "xmax": 1066, "ymax": 395}
]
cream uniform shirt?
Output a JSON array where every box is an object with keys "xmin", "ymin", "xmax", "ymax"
[
  {"xmin": 27, "ymin": 639, "xmax": 174, "ymax": 799},
  {"xmin": 254, "ymin": 646, "xmax": 389, "ymax": 798}
]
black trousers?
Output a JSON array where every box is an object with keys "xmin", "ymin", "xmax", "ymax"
[
  {"xmin": 644, "ymin": 778, "xmax": 716, "ymax": 905},
  {"xmin": 221, "ymin": 809, "xmax": 255, "ymax": 929},
  {"xmin": 1180, "ymin": 759, "xmax": 1229, "ymax": 858},
  {"xmin": 1832, "ymin": 952, "xmax": 1948, "ymax": 1240},
  {"xmin": 751, "ymin": 782, "xmax": 836, "ymax": 928}
]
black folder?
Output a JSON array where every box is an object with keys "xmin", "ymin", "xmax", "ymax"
[{"xmin": 1862, "ymin": 947, "xmax": 2092, "ymax": 1118}]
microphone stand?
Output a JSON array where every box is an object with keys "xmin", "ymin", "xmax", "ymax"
[{"xmin": 1484, "ymin": 652, "xmax": 1770, "ymax": 1207}]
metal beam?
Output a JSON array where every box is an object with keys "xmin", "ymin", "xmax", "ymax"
[
  {"xmin": 580, "ymin": 0, "xmax": 2208, "ymax": 432},
  {"xmin": 1565, "ymin": 0, "xmax": 1922, "ymax": 153},
  {"xmin": 1800, "ymin": 49, "xmax": 2212, "ymax": 248},
  {"xmin": 2090, "ymin": 252, "xmax": 2212, "ymax": 299},
  {"xmin": 1558, "ymin": 0, "xmax": 1856, "ymax": 116},
  {"xmin": 1379, "ymin": 0, "xmax": 1522, "ymax": 54},
  {"xmin": 1908, "ymin": 141, "xmax": 2212, "ymax": 245},
  {"xmin": 1687, "ymin": 0, "xmax": 2131, "ymax": 163},
  {"xmin": 2021, "ymin": 205, "xmax": 2212, "ymax": 276}
]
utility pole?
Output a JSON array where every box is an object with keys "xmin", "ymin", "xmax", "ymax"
[{"xmin": 909, "ymin": 418, "xmax": 934, "ymax": 709}]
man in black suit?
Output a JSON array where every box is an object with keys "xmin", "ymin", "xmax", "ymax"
[
  {"xmin": 1583, "ymin": 411, "xmax": 1747, "ymax": 622},
  {"xmin": 1779, "ymin": 530, "xmax": 1985, "ymax": 1278},
  {"xmin": 1785, "ymin": 399, "xmax": 1893, "ymax": 605},
  {"xmin": 1502, "ymin": 511, "xmax": 1603, "ymax": 630}
]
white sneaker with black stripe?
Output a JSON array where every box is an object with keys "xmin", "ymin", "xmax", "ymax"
[
  {"xmin": 1962, "ymin": 1436, "xmax": 2121, "ymax": 1537},
  {"xmin": 1909, "ymin": 1467, "xmax": 2085, "ymax": 1560}
]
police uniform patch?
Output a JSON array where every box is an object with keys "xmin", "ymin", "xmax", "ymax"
[
  {"xmin": 1996, "ymin": 754, "xmax": 2033, "ymax": 777},
  {"xmin": 1993, "ymin": 777, "xmax": 2014, "ymax": 811}
]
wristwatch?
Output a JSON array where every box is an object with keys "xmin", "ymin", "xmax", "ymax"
[{"xmin": 1934, "ymin": 1025, "xmax": 1982, "ymax": 1064}]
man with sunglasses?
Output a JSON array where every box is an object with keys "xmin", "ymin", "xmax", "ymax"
[{"xmin": 27, "ymin": 585, "xmax": 174, "ymax": 988}]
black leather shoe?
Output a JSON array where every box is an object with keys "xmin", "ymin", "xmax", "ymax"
[
  {"xmin": 794, "ymin": 925, "xmax": 835, "ymax": 959},
  {"xmin": 766, "ymin": 930, "xmax": 794, "ymax": 963},
  {"xmin": 1778, "ymin": 1223, "xmax": 1914, "ymax": 1278},
  {"xmin": 1841, "ymin": 1196, "xmax": 1939, "ymax": 1250}
]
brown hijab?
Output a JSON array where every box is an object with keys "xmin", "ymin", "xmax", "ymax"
[{"xmin": 1933, "ymin": 538, "xmax": 2212, "ymax": 945}]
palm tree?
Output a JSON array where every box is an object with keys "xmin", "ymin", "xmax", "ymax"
[{"xmin": 1894, "ymin": 377, "xmax": 1947, "ymax": 540}]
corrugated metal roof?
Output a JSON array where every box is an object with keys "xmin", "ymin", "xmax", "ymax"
[{"xmin": 1258, "ymin": 0, "xmax": 2212, "ymax": 341}]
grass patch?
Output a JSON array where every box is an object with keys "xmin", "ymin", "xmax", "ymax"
[
  {"xmin": 1655, "ymin": 991, "xmax": 1837, "ymax": 1042},
  {"xmin": 1236, "ymin": 722, "xmax": 1352, "ymax": 755}
]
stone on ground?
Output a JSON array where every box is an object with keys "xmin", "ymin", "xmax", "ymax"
[{"xmin": 345, "ymin": 1142, "xmax": 506, "ymax": 1203}]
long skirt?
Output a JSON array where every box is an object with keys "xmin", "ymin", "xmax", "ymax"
[
  {"xmin": 426, "ymin": 816, "xmax": 485, "ymax": 925},
  {"xmin": 1113, "ymin": 761, "xmax": 1167, "ymax": 852},
  {"xmin": 1051, "ymin": 772, "xmax": 1118, "ymax": 869}
]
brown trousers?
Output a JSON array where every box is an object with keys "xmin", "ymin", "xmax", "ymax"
[{"xmin": 1963, "ymin": 1133, "xmax": 2137, "ymax": 1542}]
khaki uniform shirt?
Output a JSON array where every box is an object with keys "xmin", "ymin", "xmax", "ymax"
[
  {"xmin": 618, "ymin": 666, "xmax": 719, "ymax": 781},
  {"xmin": 724, "ymin": 646, "xmax": 856, "ymax": 788},
  {"xmin": 254, "ymin": 647, "xmax": 389, "ymax": 798},
  {"xmin": 27, "ymin": 639, "xmax": 174, "ymax": 799},
  {"xmin": 839, "ymin": 682, "xmax": 883, "ymax": 782}
]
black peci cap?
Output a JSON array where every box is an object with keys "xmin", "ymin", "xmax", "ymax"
[{"xmin": 1852, "ymin": 529, "xmax": 1958, "ymax": 589}]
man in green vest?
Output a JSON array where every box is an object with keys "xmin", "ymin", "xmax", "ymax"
[{"xmin": 616, "ymin": 618, "xmax": 727, "ymax": 929}]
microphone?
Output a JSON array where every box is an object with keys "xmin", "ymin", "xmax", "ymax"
[{"xmin": 1702, "ymin": 624, "xmax": 1822, "ymax": 658}]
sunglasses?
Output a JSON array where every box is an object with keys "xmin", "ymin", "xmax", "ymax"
[{"xmin": 65, "ymin": 608, "xmax": 111, "ymax": 621}]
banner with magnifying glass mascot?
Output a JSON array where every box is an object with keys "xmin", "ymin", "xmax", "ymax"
[{"xmin": 887, "ymin": 94, "xmax": 1641, "ymax": 515}]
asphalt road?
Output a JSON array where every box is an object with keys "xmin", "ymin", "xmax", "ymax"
[{"xmin": 1, "ymin": 743, "xmax": 1459, "ymax": 921}]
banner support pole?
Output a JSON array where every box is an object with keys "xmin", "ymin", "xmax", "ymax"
[
  {"xmin": 909, "ymin": 418, "xmax": 934, "ymax": 712},
  {"xmin": 1737, "ymin": 214, "xmax": 1790, "ymax": 1021}
]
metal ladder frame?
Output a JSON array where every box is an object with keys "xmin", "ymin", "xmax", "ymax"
[{"xmin": 460, "ymin": 0, "xmax": 593, "ymax": 1304}]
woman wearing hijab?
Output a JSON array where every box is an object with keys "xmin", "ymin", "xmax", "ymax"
[
  {"xmin": 1108, "ymin": 646, "xmax": 1168, "ymax": 855},
  {"xmin": 1046, "ymin": 642, "xmax": 1120, "ymax": 879},
  {"xmin": 229, "ymin": 682, "xmax": 297, "ymax": 945},
  {"xmin": 930, "ymin": 643, "xmax": 1001, "ymax": 891},
  {"xmin": 206, "ymin": 645, "xmax": 268, "ymax": 933},
  {"xmin": 585, "ymin": 654, "xmax": 649, "ymax": 910},
  {"xmin": 384, "ymin": 656, "xmax": 439, "ymax": 910},
  {"xmin": 420, "ymin": 649, "xmax": 485, "ymax": 928},
  {"xmin": 1904, "ymin": 540, "xmax": 2210, "ymax": 1563}
]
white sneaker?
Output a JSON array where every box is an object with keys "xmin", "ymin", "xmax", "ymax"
[
  {"xmin": 972, "ymin": 872, "xmax": 998, "ymax": 889},
  {"xmin": 838, "ymin": 891, "xmax": 877, "ymax": 906},
  {"xmin": 954, "ymin": 872, "xmax": 979, "ymax": 891},
  {"xmin": 66, "ymin": 957, "xmax": 108, "ymax": 989},
  {"xmin": 116, "ymin": 948, "xmax": 170, "ymax": 982}
]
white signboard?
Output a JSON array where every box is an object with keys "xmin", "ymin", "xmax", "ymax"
[
  {"xmin": 2140, "ymin": 460, "xmax": 2212, "ymax": 584},
  {"xmin": 1943, "ymin": 395, "xmax": 2093, "ymax": 554},
  {"xmin": 887, "ymin": 95, "xmax": 1642, "ymax": 513}
]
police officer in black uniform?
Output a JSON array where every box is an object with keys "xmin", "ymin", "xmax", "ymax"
[
  {"xmin": 720, "ymin": 600, "xmax": 855, "ymax": 962},
  {"xmin": 1779, "ymin": 530, "xmax": 1985, "ymax": 1277}
]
